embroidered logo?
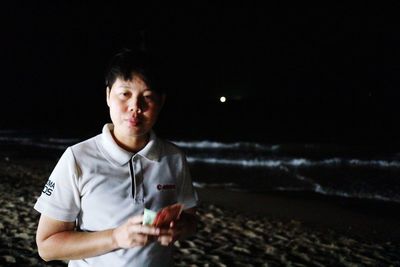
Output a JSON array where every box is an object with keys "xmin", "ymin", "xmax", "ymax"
[
  {"xmin": 157, "ymin": 184, "xmax": 176, "ymax": 191},
  {"xmin": 42, "ymin": 179, "xmax": 55, "ymax": 196}
]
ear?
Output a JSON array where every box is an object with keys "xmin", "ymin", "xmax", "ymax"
[{"xmin": 106, "ymin": 87, "xmax": 111, "ymax": 107}]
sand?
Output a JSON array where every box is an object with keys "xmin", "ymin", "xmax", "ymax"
[{"xmin": 0, "ymin": 152, "xmax": 399, "ymax": 266}]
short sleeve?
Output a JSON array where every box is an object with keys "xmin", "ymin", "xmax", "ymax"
[
  {"xmin": 177, "ymin": 155, "xmax": 198, "ymax": 210},
  {"xmin": 34, "ymin": 147, "xmax": 81, "ymax": 222}
]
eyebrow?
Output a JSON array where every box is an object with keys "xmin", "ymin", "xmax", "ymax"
[
  {"xmin": 117, "ymin": 85, "xmax": 152, "ymax": 92},
  {"xmin": 117, "ymin": 85, "xmax": 132, "ymax": 89}
]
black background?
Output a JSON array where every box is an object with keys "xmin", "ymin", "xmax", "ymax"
[{"xmin": 1, "ymin": 1, "xmax": 399, "ymax": 144}]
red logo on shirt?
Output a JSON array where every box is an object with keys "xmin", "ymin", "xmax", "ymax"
[{"xmin": 157, "ymin": 184, "xmax": 176, "ymax": 191}]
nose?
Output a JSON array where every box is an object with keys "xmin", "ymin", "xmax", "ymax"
[{"xmin": 129, "ymin": 97, "xmax": 142, "ymax": 114}]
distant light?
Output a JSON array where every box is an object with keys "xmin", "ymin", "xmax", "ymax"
[{"xmin": 219, "ymin": 96, "xmax": 226, "ymax": 103}]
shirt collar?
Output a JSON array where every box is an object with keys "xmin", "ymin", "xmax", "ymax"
[{"xmin": 100, "ymin": 123, "xmax": 160, "ymax": 166}]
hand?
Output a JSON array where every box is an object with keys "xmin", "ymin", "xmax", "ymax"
[
  {"xmin": 157, "ymin": 210, "xmax": 197, "ymax": 246},
  {"xmin": 157, "ymin": 220, "xmax": 182, "ymax": 246},
  {"xmin": 112, "ymin": 215, "xmax": 160, "ymax": 249}
]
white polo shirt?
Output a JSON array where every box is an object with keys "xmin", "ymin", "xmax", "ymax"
[{"xmin": 34, "ymin": 123, "xmax": 198, "ymax": 267}]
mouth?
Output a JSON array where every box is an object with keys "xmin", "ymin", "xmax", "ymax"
[{"xmin": 126, "ymin": 117, "xmax": 142, "ymax": 126}]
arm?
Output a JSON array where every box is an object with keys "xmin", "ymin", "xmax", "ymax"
[
  {"xmin": 158, "ymin": 207, "xmax": 198, "ymax": 246},
  {"xmin": 36, "ymin": 214, "xmax": 160, "ymax": 261}
]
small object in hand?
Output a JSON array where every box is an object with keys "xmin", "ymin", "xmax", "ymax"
[
  {"xmin": 143, "ymin": 203, "xmax": 184, "ymax": 227},
  {"xmin": 154, "ymin": 203, "xmax": 184, "ymax": 227},
  {"xmin": 143, "ymin": 208, "xmax": 157, "ymax": 225}
]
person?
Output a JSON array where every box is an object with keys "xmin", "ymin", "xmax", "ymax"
[{"xmin": 34, "ymin": 48, "xmax": 198, "ymax": 267}]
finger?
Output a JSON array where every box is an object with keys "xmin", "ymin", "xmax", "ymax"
[
  {"xmin": 129, "ymin": 215, "xmax": 144, "ymax": 225},
  {"xmin": 130, "ymin": 224, "xmax": 160, "ymax": 236},
  {"xmin": 158, "ymin": 235, "xmax": 173, "ymax": 246},
  {"xmin": 159, "ymin": 227, "xmax": 173, "ymax": 236}
]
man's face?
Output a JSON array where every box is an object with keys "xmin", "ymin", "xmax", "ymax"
[{"xmin": 106, "ymin": 75, "xmax": 164, "ymax": 142}]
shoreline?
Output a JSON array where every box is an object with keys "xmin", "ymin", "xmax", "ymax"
[{"xmin": 196, "ymin": 187, "xmax": 400, "ymax": 243}]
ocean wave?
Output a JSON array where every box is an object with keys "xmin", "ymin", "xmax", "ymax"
[
  {"xmin": 1, "ymin": 133, "xmax": 399, "ymax": 204},
  {"xmin": 0, "ymin": 136, "xmax": 32, "ymax": 143},
  {"xmin": 0, "ymin": 136, "xmax": 70, "ymax": 150},
  {"xmin": 193, "ymin": 182, "xmax": 240, "ymax": 189},
  {"xmin": 2, "ymin": 135, "xmax": 400, "ymax": 169},
  {"xmin": 172, "ymin": 140, "xmax": 280, "ymax": 151},
  {"xmin": 187, "ymin": 156, "xmax": 400, "ymax": 169},
  {"xmin": 46, "ymin": 137, "xmax": 81, "ymax": 144},
  {"xmin": 314, "ymin": 185, "xmax": 400, "ymax": 203},
  {"xmin": 194, "ymin": 181, "xmax": 400, "ymax": 203}
]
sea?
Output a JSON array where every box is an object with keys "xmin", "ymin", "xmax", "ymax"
[{"xmin": 1, "ymin": 129, "xmax": 400, "ymax": 204}]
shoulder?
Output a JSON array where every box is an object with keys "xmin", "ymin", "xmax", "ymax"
[
  {"xmin": 157, "ymin": 138, "xmax": 185, "ymax": 154},
  {"xmin": 68, "ymin": 135, "xmax": 101, "ymax": 161},
  {"xmin": 156, "ymin": 137, "xmax": 186, "ymax": 158}
]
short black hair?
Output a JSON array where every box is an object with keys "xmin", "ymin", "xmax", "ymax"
[{"xmin": 105, "ymin": 48, "xmax": 165, "ymax": 94}]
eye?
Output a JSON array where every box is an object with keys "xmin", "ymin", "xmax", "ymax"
[
  {"xmin": 119, "ymin": 91, "xmax": 131, "ymax": 98},
  {"xmin": 143, "ymin": 93, "xmax": 156, "ymax": 102}
]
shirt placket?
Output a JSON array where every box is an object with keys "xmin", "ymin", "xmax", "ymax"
[{"xmin": 130, "ymin": 155, "xmax": 144, "ymax": 204}]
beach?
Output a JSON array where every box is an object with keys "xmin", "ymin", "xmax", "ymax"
[{"xmin": 0, "ymin": 151, "xmax": 399, "ymax": 266}]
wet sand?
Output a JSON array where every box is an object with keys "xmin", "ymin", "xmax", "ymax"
[{"xmin": 0, "ymin": 152, "xmax": 399, "ymax": 266}]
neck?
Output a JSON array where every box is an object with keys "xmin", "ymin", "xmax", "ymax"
[{"xmin": 112, "ymin": 131, "xmax": 150, "ymax": 153}]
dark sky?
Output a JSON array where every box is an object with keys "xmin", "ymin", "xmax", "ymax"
[{"xmin": 1, "ymin": 2, "xmax": 400, "ymax": 144}]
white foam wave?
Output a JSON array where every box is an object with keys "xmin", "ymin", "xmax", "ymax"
[
  {"xmin": 348, "ymin": 159, "xmax": 400, "ymax": 168},
  {"xmin": 172, "ymin": 140, "xmax": 280, "ymax": 151},
  {"xmin": 0, "ymin": 136, "xmax": 32, "ymax": 143},
  {"xmin": 193, "ymin": 182, "xmax": 239, "ymax": 189},
  {"xmin": 314, "ymin": 186, "xmax": 399, "ymax": 203},
  {"xmin": 46, "ymin": 137, "xmax": 81, "ymax": 144},
  {"xmin": 187, "ymin": 157, "xmax": 282, "ymax": 167},
  {"xmin": 0, "ymin": 136, "xmax": 70, "ymax": 150},
  {"xmin": 280, "ymin": 172, "xmax": 400, "ymax": 203},
  {"xmin": 187, "ymin": 156, "xmax": 400, "ymax": 169},
  {"xmin": 194, "ymin": 179, "xmax": 400, "ymax": 203},
  {"xmin": 272, "ymin": 185, "xmax": 400, "ymax": 203}
]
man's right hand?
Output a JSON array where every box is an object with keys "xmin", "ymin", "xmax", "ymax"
[{"xmin": 112, "ymin": 214, "xmax": 161, "ymax": 248}]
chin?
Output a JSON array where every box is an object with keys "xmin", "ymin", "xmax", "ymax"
[{"xmin": 125, "ymin": 127, "xmax": 149, "ymax": 137}]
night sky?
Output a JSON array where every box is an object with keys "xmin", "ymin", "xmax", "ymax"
[{"xmin": 1, "ymin": 2, "xmax": 400, "ymax": 144}]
